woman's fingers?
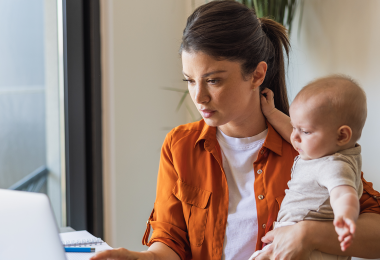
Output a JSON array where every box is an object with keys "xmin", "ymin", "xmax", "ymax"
[
  {"xmin": 253, "ymin": 245, "xmax": 273, "ymax": 260},
  {"xmin": 261, "ymin": 230, "xmax": 275, "ymax": 244},
  {"xmin": 90, "ymin": 248, "xmax": 137, "ymax": 260},
  {"xmin": 265, "ymin": 223, "xmax": 313, "ymax": 260}
]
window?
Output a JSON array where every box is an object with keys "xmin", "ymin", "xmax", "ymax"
[
  {"xmin": 2, "ymin": 0, "xmax": 103, "ymax": 237},
  {"xmin": 0, "ymin": 0, "xmax": 65, "ymax": 226}
]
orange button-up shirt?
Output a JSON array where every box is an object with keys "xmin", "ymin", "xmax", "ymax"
[{"xmin": 142, "ymin": 120, "xmax": 380, "ymax": 260}]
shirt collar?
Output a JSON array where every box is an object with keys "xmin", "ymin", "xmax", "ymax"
[
  {"xmin": 262, "ymin": 122, "xmax": 283, "ymax": 156},
  {"xmin": 194, "ymin": 120, "xmax": 283, "ymax": 155},
  {"xmin": 195, "ymin": 120, "xmax": 217, "ymax": 152},
  {"xmin": 339, "ymin": 143, "xmax": 361, "ymax": 156}
]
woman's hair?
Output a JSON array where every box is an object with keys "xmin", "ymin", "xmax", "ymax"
[{"xmin": 180, "ymin": 0, "xmax": 290, "ymax": 115}]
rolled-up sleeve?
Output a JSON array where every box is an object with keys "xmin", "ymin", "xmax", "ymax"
[
  {"xmin": 360, "ymin": 173, "xmax": 380, "ymax": 214},
  {"xmin": 145, "ymin": 130, "xmax": 191, "ymax": 260}
]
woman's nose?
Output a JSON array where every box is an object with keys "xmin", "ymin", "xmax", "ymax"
[{"xmin": 194, "ymin": 82, "xmax": 210, "ymax": 104}]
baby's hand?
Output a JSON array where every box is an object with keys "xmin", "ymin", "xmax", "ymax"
[
  {"xmin": 334, "ymin": 215, "xmax": 356, "ymax": 251},
  {"xmin": 260, "ymin": 88, "xmax": 277, "ymax": 118}
]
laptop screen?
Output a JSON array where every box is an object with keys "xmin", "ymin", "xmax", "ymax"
[{"xmin": 0, "ymin": 189, "xmax": 67, "ymax": 260}]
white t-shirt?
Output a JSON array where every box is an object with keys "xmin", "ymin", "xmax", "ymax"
[{"xmin": 217, "ymin": 128, "xmax": 268, "ymax": 260}]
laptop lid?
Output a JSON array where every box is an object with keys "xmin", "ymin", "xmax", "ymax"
[{"xmin": 0, "ymin": 189, "xmax": 67, "ymax": 260}]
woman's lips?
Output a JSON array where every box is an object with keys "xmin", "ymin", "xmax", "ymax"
[{"xmin": 200, "ymin": 109, "xmax": 216, "ymax": 118}]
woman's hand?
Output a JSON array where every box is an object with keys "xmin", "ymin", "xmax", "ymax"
[
  {"xmin": 89, "ymin": 242, "xmax": 180, "ymax": 260},
  {"xmin": 253, "ymin": 222, "xmax": 314, "ymax": 260},
  {"xmin": 260, "ymin": 88, "xmax": 277, "ymax": 118},
  {"xmin": 90, "ymin": 248, "xmax": 149, "ymax": 260},
  {"xmin": 254, "ymin": 214, "xmax": 380, "ymax": 259}
]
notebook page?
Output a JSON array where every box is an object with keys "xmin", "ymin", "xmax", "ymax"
[{"xmin": 60, "ymin": 230, "xmax": 113, "ymax": 260}]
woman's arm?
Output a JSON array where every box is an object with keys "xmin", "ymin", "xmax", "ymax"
[
  {"xmin": 260, "ymin": 88, "xmax": 292, "ymax": 144},
  {"xmin": 256, "ymin": 213, "xmax": 380, "ymax": 260},
  {"xmin": 312, "ymin": 213, "xmax": 380, "ymax": 258},
  {"xmin": 90, "ymin": 242, "xmax": 181, "ymax": 260}
]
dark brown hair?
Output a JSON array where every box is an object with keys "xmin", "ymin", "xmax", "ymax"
[{"xmin": 180, "ymin": 0, "xmax": 290, "ymax": 115}]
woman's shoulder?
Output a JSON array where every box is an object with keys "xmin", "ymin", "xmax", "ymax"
[
  {"xmin": 165, "ymin": 119, "xmax": 214, "ymax": 147},
  {"xmin": 265, "ymin": 122, "xmax": 298, "ymax": 159},
  {"xmin": 171, "ymin": 119, "xmax": 206, "ymax": 133}
]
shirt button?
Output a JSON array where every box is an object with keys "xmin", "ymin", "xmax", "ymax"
[
  {"xmin": 260, "ymin": 150, "xmax": 264, "ymax": 154},
  {"xmin": 262, "ymin": 224, "xmax": 266, "ymax": 229},
  {"xmin": 374, "ymin": 195, "xmax": 378, "ymax": 199},
  {"xmin": 257, "ymin": 169, "xmax": 263, "ymax": 174},
  {"xmin": 258, "ymin": 195, "xmax": 264, "ymax": 200}
]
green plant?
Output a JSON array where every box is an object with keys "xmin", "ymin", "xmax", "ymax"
[
  {"xmin": 236, "ymin": 0, "xmax": 303, "ymax": 35},
  {"xmin": 163, "ymin": 87, "xmax": 200, "ymax": 121}
]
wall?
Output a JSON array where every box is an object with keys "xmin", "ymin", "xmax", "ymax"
[{"xmin": 100, "ymin": 0, "xmax": 188, "ymax": 250}]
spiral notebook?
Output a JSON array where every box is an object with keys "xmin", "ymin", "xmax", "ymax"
[{"xmin": 60, "ymin": 230, "xmax": 113, "ymax": 260}]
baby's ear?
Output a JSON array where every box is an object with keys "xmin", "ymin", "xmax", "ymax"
[{"xmin": 337, "ymin": 125, "xmax": 352, "ymax": 146}]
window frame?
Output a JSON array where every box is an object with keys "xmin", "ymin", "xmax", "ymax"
[{"xmin": 63, "ymin": 0, "xmax": 104, "ymax": 238}]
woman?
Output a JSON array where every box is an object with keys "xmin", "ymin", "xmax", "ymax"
[{"xmin": 92, "ymin": 1, "xmax": 380, "ymax": 260}]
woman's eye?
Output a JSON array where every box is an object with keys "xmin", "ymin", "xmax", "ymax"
[
  {"xmin": 207, "ymin": 79, "xmax": 219, "ymax": 84},
  {"xmin": 183, "ymin": 79, "xmax": 195, "ymax": 85}
]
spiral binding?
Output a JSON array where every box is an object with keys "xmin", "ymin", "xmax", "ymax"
[{"xmin": 63, "ymin": 238, "xmax": 104, "ymax": 247}]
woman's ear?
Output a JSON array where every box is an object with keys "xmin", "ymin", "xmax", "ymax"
[
  {"xmin": 252, "ymin": 61, "xmax": 267, "ymax": 89},
  {"xmin": 337, "ymin": 125, "xmax": 352, "ymax": 146}
]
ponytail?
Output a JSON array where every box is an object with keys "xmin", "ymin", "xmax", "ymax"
[
  {"xmin": 259, "ymin": 18, "xmax": 290, "ymax": 116},
  {"xmin": 181, "ymin": 1, "xmax": 291, "ymax": 115}
]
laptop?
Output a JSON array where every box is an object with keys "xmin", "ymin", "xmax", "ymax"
[{"xmin": 0, "ymin": 189, "xmax": 67, "ymax": 260}]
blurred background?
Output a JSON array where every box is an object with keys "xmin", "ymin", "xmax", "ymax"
[{"xmin": 1, "ymin": 1, "xmax": 379, "ymax": 259}]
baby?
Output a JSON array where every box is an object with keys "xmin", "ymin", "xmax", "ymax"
[{"xmin": 250, "ymin": 75, "xmax": 366, "ymax": 260}]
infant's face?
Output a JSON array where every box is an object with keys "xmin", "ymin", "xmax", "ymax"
[{"xmin": 289, "ymin": 99, "xmax": 339, "ymax": 160}]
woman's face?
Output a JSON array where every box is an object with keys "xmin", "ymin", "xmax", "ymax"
[{"xmin": 182, "ymin": 51, "xmax": 263, "ymax": 129}]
